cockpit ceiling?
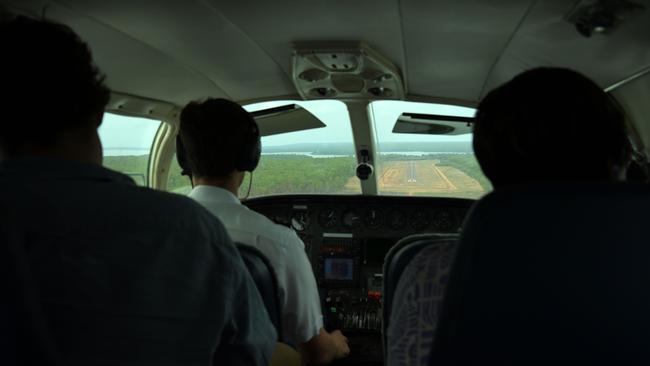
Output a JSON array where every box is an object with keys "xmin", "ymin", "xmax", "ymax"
[{"xmin": 4, "ymin": 0, "xmax": 650, "ymax": 106}]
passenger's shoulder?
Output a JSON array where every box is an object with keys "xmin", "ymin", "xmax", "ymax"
[
  {"xmin": 134, "ymin": 187, "xmax": 228, "ymax": 233},
  {"xmin": 132, "ymin": 186, "xmax": 204, "ymax": 211}
]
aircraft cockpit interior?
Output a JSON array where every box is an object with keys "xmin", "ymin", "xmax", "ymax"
[{"xmin": 2, "ymin": 0, "xmax": 650, "ymax": 365}]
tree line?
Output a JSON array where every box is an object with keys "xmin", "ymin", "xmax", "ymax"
[{"xmin": 105, "ymin": 153, "xmax": 490, "ymax": 197}]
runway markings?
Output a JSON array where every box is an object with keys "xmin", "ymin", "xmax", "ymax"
[{"xmin": 407, "ymin": 161, "xmax": 417, "ymax": 183}]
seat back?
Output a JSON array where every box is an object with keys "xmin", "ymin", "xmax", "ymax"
[
  {"xmin": 1, "ymin": 221, "xmax": 19, "ymax": 365},
  {"xmin": 627, "ymin": 160, "xmax": 650, "ymax": 182},
  {"xmin": 430, "ymin": 183, "xmax": 650, "ymax": 365},
  {"xmin": 236, "ymin": 243, "xmax": 283, "ymax": 342},
  {"xmin": 382, "ymin": 233, "xmax": 458, "ymax": 356},
  {"xmin": 1, "ymin": 219, "xmax": 59, "ymax": 366}
]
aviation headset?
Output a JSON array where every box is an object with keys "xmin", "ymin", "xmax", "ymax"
[{"xmin": 175, "ymin": 108, "xmax": 262, "ymax": 178}]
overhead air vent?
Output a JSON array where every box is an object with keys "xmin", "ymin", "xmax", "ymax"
[{"xmin": 292, "ymin": 41, "xmax": 404, "ymax": 100}]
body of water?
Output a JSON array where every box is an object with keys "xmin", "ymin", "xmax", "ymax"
[
  {"xmin": 262, "ymin": 152, "xmax": 348, "ymax": 158},
  {"xmin": 379, "ymin": 151, "xmax": 472, "ymax": 156},
  {"xmin": 263, "ymin": 151, "xmax": 473, "ymax": 158}
]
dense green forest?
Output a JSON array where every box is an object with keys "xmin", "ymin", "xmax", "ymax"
[
  {"xmin": 103, "ymin": 155, "xmax": 150, "ymax": 185},
  {"xmin": 247, "ymin": 155, "xmax": 359, "ymax": 196},
  {"xmin": 105, "ymin": 152, "xmax": 491, "ymax": 197},
  {"xmin": 166, "ymin": 154, "xmax": 359, "ymax": 196}
]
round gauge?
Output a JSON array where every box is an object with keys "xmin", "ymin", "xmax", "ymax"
[
  {"xmin": 364, "ymin": 208, "xmax": 383, "ymax": 229},
  {"xmin": 291, "ymin": 211, "xmax": 310, "ymax": 232},
  {"xmin": 410, "ymin": 209, "xmax": 430, "ymax": 231},
  {"xmin": 318, "ymin": 209, "xmax": 338, "ymax": 228},
  {"xmin": 432, "ymin": 210, "xmax": 456, "ymax": 232},
  {"xmin": 341, "ymin": 209, "xmax": 361, "ymax": 228},
  {"xmin": 388, "ymin": 209, "xmax": 407, "ymax": 230}
]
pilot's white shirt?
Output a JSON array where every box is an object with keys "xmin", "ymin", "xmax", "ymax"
[{"xmin": 189, "ymin": 185, "xmax": 323, "ymax": 346}]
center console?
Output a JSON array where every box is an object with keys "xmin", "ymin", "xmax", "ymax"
[
  {"xmin": 317, "ymin": 235, "xmax": 383, "ymax": 332},
  {"xmin": 312, "ymin": 234, "xmax": 389, "ymax": 365}
]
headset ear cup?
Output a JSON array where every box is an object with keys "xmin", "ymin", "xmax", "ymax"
[
  {"xmin": 250, "ymin": 137, "xmax": 261, "ymax": 171},
  {"xmin": 236, "ymin": 116, "xmax": 262, "ymax": 172},
  {"xmin": 237, "ymin": 136, "xmax": 261, "ymax": 172},
  {"xmin": 175, "ymin": 134, "xmax": 192, "ymax": 177}
]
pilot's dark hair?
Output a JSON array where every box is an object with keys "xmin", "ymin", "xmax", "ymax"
[
  {"xmin": 179, "ymin": 98, "xmax": 259, "ymax": 178},
  {"xmin": 473, "ymin": 67, "xmax": 631, "ymax": 188},
  {"xmin": 0, "ymin": 16, "xmax": 110, "ymax": 155}
]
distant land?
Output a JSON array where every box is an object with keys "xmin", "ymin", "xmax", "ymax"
[{"xmin": 103, "ymin": 148, "xmax": 150, "ymax": 156}]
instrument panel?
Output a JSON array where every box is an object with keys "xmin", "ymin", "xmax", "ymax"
[
  {"xmin": 247, "ymin": 195, "xmax": 471, "ymax": 235},
  {"xmin": 306, "ymin": 206, "xmax": 459, "ymax": 232},
  {"xmin": 244, "ymin": 194, "xmax": 474, "ymax": 365}
]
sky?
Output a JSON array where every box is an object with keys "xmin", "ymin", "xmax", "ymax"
[
  {"xmin": 98, "ymin": 114, "xmax": 160, "ymax": 154},
  {"xmin": 98, "ymin": 100, "xmax": 477, "ymax": 156}
]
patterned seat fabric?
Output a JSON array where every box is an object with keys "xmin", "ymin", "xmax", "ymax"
[{"xmin": 386, "ymin": 238, "xmax": 457, "ymax": 366}]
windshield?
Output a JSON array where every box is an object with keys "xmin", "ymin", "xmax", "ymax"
[
  {"xmin": 243, "ymin": 100, "xmax": 361, "ymax": 197},
  {"xmin": 369, "ymin": 101, "xmax": 492, "ymax": 199},
  {"xmin": 166, "ymin": 100, "xmax": 361, "ymax": 197}
]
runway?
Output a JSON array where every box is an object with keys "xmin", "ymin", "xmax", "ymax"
[{"xmin": 376, "ymin": 159, "xmax": 484, "ymax": 196}]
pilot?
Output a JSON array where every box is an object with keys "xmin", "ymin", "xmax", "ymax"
[
  {"xmin": 0, "ymin": 16, "xmax": 276, "ymax": 365},
  {"xmin": 388, "ymin": 67, "xmax": 632, "ymax": 366},
  {"xmin": 177, "ymin": 98, "xmax": 351, "ymax": 364}
]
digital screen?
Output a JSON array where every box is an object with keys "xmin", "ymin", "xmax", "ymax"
[{"xmin": 324, "ymin": 258, "xmax": 354, "ymax": 281}]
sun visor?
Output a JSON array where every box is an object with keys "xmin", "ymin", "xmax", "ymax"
[
  {"xmin": 251, "ymin": 104, "xmax": 326, "ymax": 137},
  {"xmin": 392, "ymin": 113, "xmax": 473, "ymax": 135}
]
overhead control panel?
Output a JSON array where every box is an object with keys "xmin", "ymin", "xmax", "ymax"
[{"xmin": 292, "ymin": 41, "xmax": 405, "ymax": 100}]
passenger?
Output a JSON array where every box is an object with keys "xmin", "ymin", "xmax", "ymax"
[
  {"xmin": 387, "ymin": 67, "xmax": 631, "ymax": 366},
  {"xmin": 177, "ymin": 98, "xmax": 351, "ymax": 365},
  {"xmin": 0, "ymin": 16, "xmax": 276, "ymax": 365},
  {"xmin": 473, "ymin": 67, "xmax": 631, "ymax": 188}
]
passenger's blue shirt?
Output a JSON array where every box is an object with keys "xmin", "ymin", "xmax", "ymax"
[{"xmin": 0, "ymin": 157, "xmax": 276, "ymax": 366}]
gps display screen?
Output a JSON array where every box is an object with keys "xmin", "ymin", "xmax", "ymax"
[{"xmin": 324, "ymin": 258, "xmax": 354, "ymax": 281}]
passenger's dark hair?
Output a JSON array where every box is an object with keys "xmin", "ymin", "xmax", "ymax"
[
  {"xmin": 0, "ymin": 16, "xmax": 110, "ymax": 154},
  {"xmin": 473, "ymin": 67, "xmax": 631, "ymax": 188},
  {"xmin": 179, "ymin": 98, "xmax": 258, "ymax": 178}
]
